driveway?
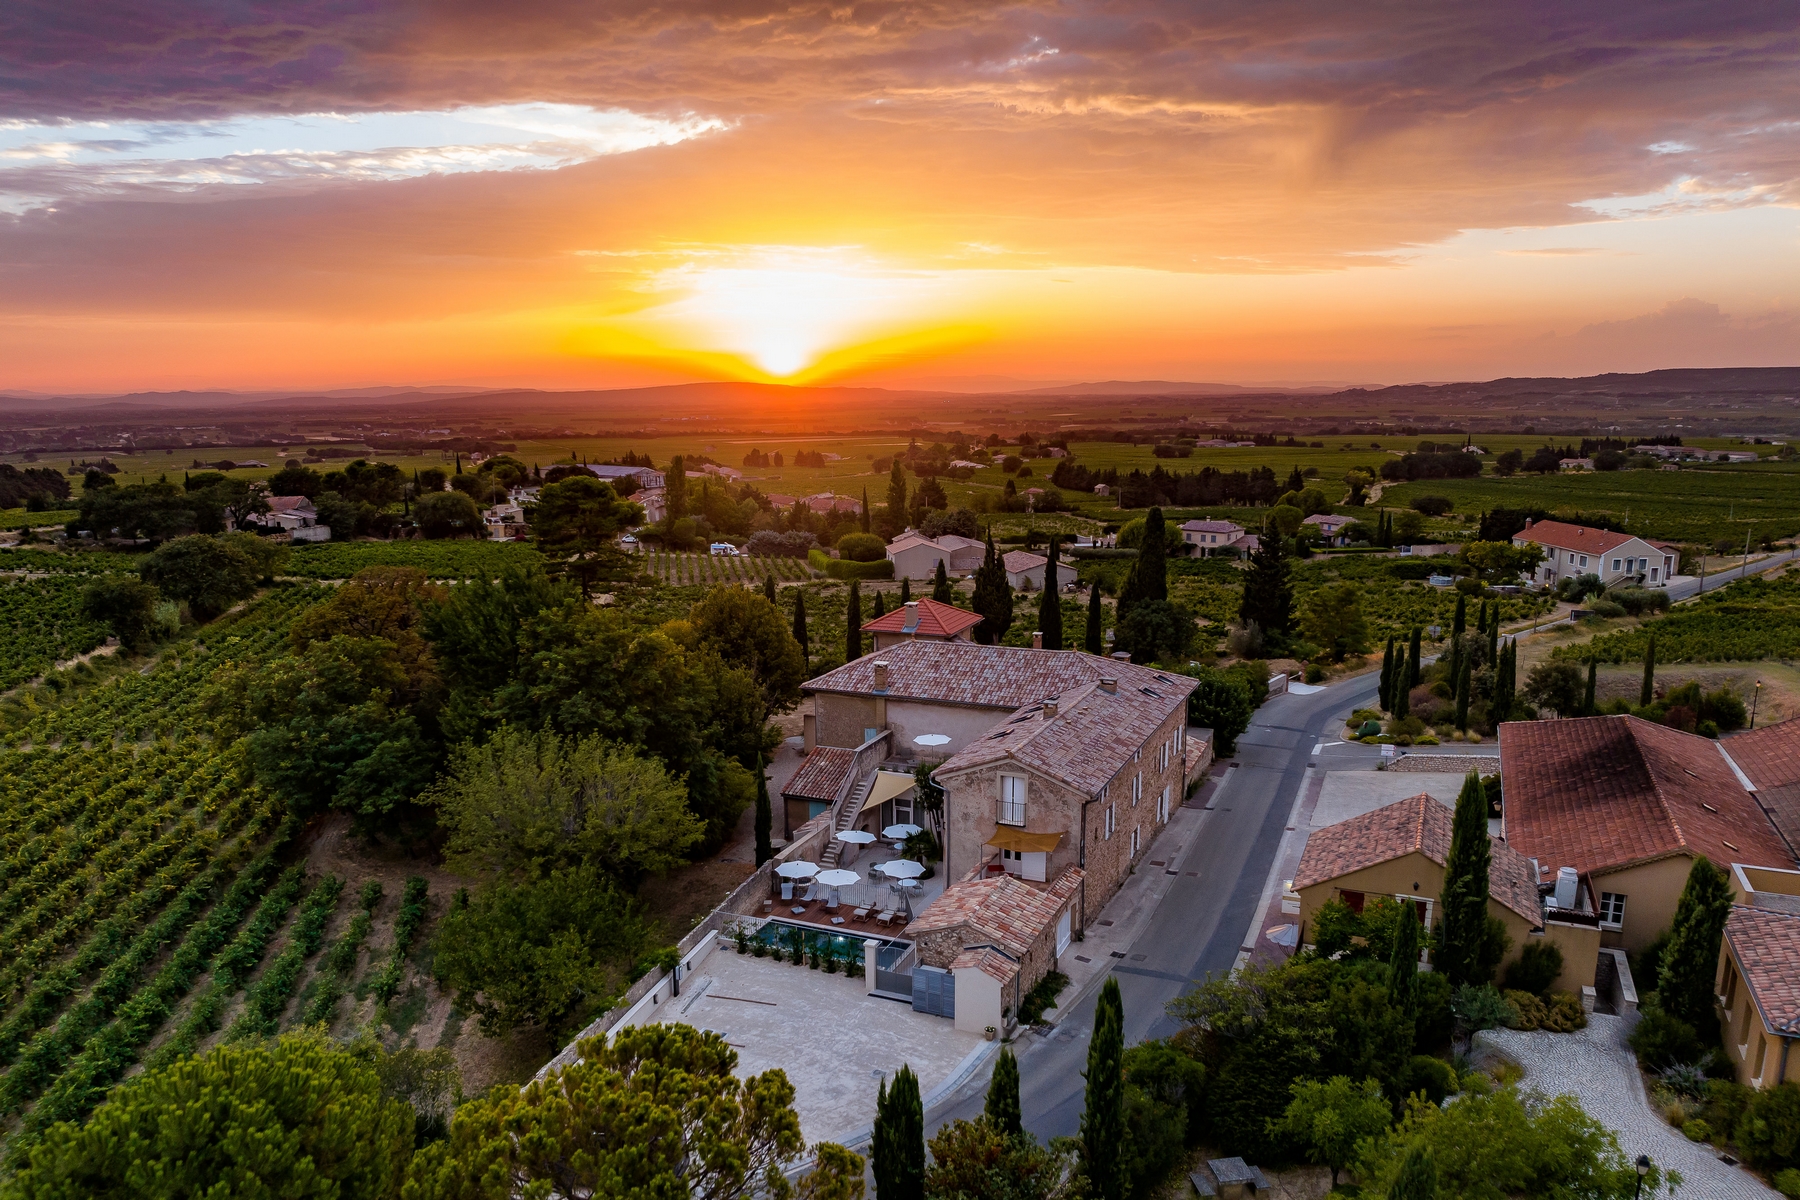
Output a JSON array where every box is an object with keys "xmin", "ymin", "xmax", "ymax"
[{"xmin": 1479, "ymin": 1016, "xmax": 1779, "ymax": 1199}]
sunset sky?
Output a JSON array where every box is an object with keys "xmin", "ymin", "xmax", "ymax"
[{"xmin": 2, "ymin": 3, "xmax": 1797, "ymax": 393}]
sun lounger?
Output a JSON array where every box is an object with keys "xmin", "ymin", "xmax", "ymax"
[
  {"xmin": 876, "ymin": 910, "xmax": 896, "ymax": 927},
  {"xmin": 781, "ymin": 881, "xmax": 794, "ymax": 901},
  {"xmin": 852, "ymin": 908, "xmax": 871, "ymax": 922}
]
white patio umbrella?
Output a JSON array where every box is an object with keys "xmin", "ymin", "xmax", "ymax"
[
  {"xmin": 774, "ymin": 861, "xmax": 819, "ymax": 878},
  {"xmin": 882, "ymin": 824, "xmax": 923, "ymax": 840},
  {"xmin": 834, "ymin": 830, "xmax": 876, "ymax": 844},
  {"xmin": 877, "ymin": 859, "xmax": 925, "ymax": 879},
  {"xmin": 815, "ymin": 868, "xmax": 860, "ymax": 887}
]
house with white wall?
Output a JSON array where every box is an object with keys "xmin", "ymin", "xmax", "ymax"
[{"xmin": 1512, "ymin": 518, "xmax": 1677, "ymax": 588}]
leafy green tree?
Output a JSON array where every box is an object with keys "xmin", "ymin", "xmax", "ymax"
[
  {"xmin": 140, "ymin": 534, "xmax": 259, "ymax": 619},
  {"xmin": 1081, "ymin": 977, "xmax": 1126, "ymax": 1200},
  {"xmin": 419, "ymin": 565, "xmax": 575, "ymax": 743},
  {"xmin": 415, "ymin": 489, "xmax": 481, "ymax": 539},
  {"xmin": 1389, "ymin": 1143, "xmax": 1440, "ymax": 1200},
  {"xmin": 1038, "ymin": 535, "xmax": 1063, "ymax": 649},
  {"xmin": 986, "ymin": 1047, "xmax": 1022, "ymax": 1138},
  {"xmin": 74, "ymin": 479, "xmax": 200, "ymax": 541},
  {"xmin": 1299, "ymin": 581, "xmax": 1368, "ymax": 662},
  {"xmin": 82, "ymin": 576, "xmax": 163, "ymax": 651},
  {"xmin": 846, "ymin": 580, "xmax": 864, "ymax": 661},
  {"xmin": 313, "ymin": 489, "xmax": 378, "ymax": 538},
  {"xmin": 1461, "ymin": 540, "xmax": 1542, "ymax": 585},
  {"xmin": 873, "ymin": 1065, "xmax": 925, "ymax": 1200},
  {"xmin": 793, "ymin": 1143, "xmax": 867, "ymax": 1200},
  {"xmin": 837, "ymin": 532, "xmax": 887, "ymax": 562},
  {"xmin": 1439, "ymin": 772, "xmax": 1494, "ymax": 986},
  {"xmin": 923, "ymin": 1119, "xmax": 1075, "ymax": 1200},
  {"xmin": 1121, "ymin": 1041, "xmax": 1207, "ymax": 1193},
  {"xmin": 1272, "ymin": 1076, "xmax": 1391, "ymax": 1187},
  {"xmin": 1181, "ymin": 666, "xmax": 1255, "ymax": 756},
  {"xmin": 322, "ymin": 458, "xmax": 407, "ymax": 508},
  {"xmin": 402, "ymin": 1024, "xmax": 802, "ymax": 1199},
  {"xmin": 1115, "ymin": 598, "xmax": 1195, "ymax": 664},
  {"xmin": 755, "ymin": 752, "xmax": 774, "ymax": 866},
  {"xmin": 429, "ymin": 724, "xmax": 702, "ymax": 886},
  {"xmin": 431, "ymin": 865, "xmax": 652, "ymax": 1036},
  {"xmin": 2, "ymin": 1030, "xmax": 413, "ymax": 1200},
  {"xmin": 1238, "ymin": 527, "xmax": 1293, "ymax": 637},
  {"xmin": 530, "ymin": 475, "xmax": 643, "ymax": 597},
  {"xmin": 1658, "ymin": 856, "xmax": 1735, "ymax": 1030},
  {"xmin": 793, "ymin": 587, "xmax": 810, "ymax": 659},
  {"xmin": 1525, "ymin": 661, "xmax": 1586, "ymax": 718},
  {"xmin": 1085, "ymin": 581, "xmax": 1105, "ymax": 655},
  {"xmin": 685, "ymin": 584, "xmax": 809, "ymax": 711},
  {"xmin": 971, "ymin": 534, "xmax": 1013, "ymax": 644},
  {"xmin": 267, "ymin": 462, "xmax": 322, "ymax": 497},
  {"xmin": 933, "ymin": 560, "xmax": 953, "ymax": 604}
]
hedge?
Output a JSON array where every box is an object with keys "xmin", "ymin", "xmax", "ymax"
[{"xmin": 807, "ymin": 549, "xmax": 895, "ymax": 579}]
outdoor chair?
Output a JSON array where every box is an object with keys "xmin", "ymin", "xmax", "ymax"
[
  {"xmin": 824, "ymin": 894, "xmax": 839, "ymax": 910},
  {"xmin": 781, "ymin": 881, "xmax": 794, "ymax": 901},
  {"xmin": 800, "ymin": 883, "xmax": 819, "ymax": 902},
  {"xmin": 876, "ymin": 910, "xmax": 896, "ymax": 927},
  {"xmin": 852, "ymin": 908, "xmax": 871, "ymax": 923}
]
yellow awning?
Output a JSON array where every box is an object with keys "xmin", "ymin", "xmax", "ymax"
[
  {"xmin": 984, "ymin": 829, "xmax": 1064, "ymax": 854},
  {"xmin": 859, "ymin": 771, "xmax": 917, "ymax": 813}
]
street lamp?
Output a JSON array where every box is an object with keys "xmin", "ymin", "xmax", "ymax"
[{"xmin": 1633, "ymin": 1154, "xmax": 1651, "ymax": 1199}]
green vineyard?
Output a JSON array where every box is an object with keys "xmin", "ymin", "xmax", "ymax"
[
  {"xmin": 0, "ymin": 577, "xmax": 113, "ymax": 690},
  {"xmin": 1555, "ymin": 571, "xmax": 1800, "ymax": 664},
  {"xmin": 635, "ymin": 549, "xmax": 816, "ymax": 587}
]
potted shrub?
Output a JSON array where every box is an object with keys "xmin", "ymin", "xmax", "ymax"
[{"xmin": 984, "ymin": 1025, "xmax": 998, "ymax": 1041}]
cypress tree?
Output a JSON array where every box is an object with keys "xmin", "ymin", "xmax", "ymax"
[
  {"xmin": 764, "ymin": 575, "xmax": 777, "ymax": 605},
  {"xmin": 1408, "ymin": 626, "xmax": 1423, "ymax": 688},
  {"xmin": 792, "ymin": 588, "xmax": 809, "ymax": 658},
  {"xmin": 971, "ymin": 533, "xmax": 1012, "ymax": 644},
  {"xmin": 1583, "ymin": 659, "xmax": 1597, "ymax": 716},
  {"xmin": 1379, "ymin": 638, "xmax": 1395, "ymax": 711},
  {"xmin": 1454, "ymin": 651, "xmax": 1471, "ymax": 732},
  {"xmin": 846, "ymin": 581, "xmax": 863, "ymax": 662},
  {"xmin": 1439, "ymin": 771, "xmax": 1493, "ymax": 986},
  {"xmin": 1081, "ymin": 977, "xmax": 1127, "ymax": 1200},
  {"xmin": 1494, "ymin": 640, "xmax": 1515, "ymax": 723},
  {"xmin": 872, "ymin": 1065, "xmax": 925, "ymax": 1200},
  {"xmin": 1641, "ymin": 633, "xmax": 1657, "ymax": 707},
  {"xmin": 1138, "ymin": 508, "xmax": 1169, "ymax": 602},
  {"xmin": 1452, "ymin": 593, "xmax": 1467, "ymax": 640},
  {"xmin": 1393, "ymin": 653, "xmax": 1412, "ymax": 721},
  {"xmin": 1488, "ymin": 608, "xmax": 1500, "ymax": 669},
  {"xmin": 666, "ymin": 455, "xmax": 688, "ymax": 523},
  {"xmin": 1389, "ymin": 1145, "xmax": 1439, "ymax": 1200},
  {"xmin": 1285, "ymin": 464, "xmax": 1305, "ymax": 493},
  {"xmin": 985, "ymin": 1046, "xmax": 1023, "ymax": 1139},
  {"xmin": 754, "ymin": 753, "xmax": 773, "ymax": 866},
  {"xmin": 1086, "ymin": 582, "xmax": 1105, "ymax": 654},
  {"xmin": 861, "ymin": 487, "xmax": 871, "ymax": 534},
  {"xmin": 886, "ymin": 460, "xmax": 908, "ymax": 527},
  {"xmin": 1238, "ymin": 523, "xmax": 1293, "ymax": 636},
  {"xmin": 1038, "ymin": 535, "xmax": 1063, "ymax": 650},
  {"xmin": 1659, "ymin": 857, "xmax": 1736, "ymax": 1030},
  {"xmin": 932, "ymin": 560, "xmax": 952, "ymax": 604},
  {"xmin": 899, "ymin": 577, "xmax": 911, "ymax": 604},
  {"xmin": 1388, "ymin": 903, "xmax": 1420, "ymax": 1032}
]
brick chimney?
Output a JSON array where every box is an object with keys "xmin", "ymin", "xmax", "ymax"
[
  {"xmin": 1111, "ymin": 651, "xmax": 1131, "ymax": 661},
  {"xmin": 1098, "ymin": 677, "xmax": 1117, "ymax": 694},
  {"xmin": 1043, "ymin": 698, "xmax": 1058, "ymax": 718},
  {"xmin": 872, "ymin": 660, "xmax": 889, "ymax": 691},
  {"xmin": 1032, "ymin": 631, "xmax": 1043, "ymax": 649}
]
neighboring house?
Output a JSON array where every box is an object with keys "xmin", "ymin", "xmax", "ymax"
[
  {"xmin": 245, "ymin": 495, "xmax": 330, "ymax": 542},
  {"xmin": 1093, "ymin": 483, "xmax": 1111, "ymax": 497},
  {"xmin": 1512, "ymin": 518, "xmax": 1677, "ymax": 588},
  {"xmin": 910, "ymin": 868, "xmax": 1081, "ymax": 1035},
  {"xmin": 700, "ymin": 463, "xmax": 744, "ymax": 482},
  {"xmin": 484, "ymin": 501, "xmax": 530, "ymax": 541},
  {"xmin": 581, "ymin": 463, "xmax": 667, "ymax": 490},
  {"xmin": 1716, "ymin": 864, "xmax": 1800, "ymax": 1089},
  {"xmin": 1293, "ymin": 793, "xmax": 1596, "ymax": 991},
  {"xmin": 1559, "ymin": 457, "xmax": 1594, "ymax": 472},
  {"xmin": 1302, "ymin": 513, "xmax": 1352, "ymax": 545},
  {"xmin": 804, "ymin": 493, "xmax": 861, "ymax": 514},
  {"xmin": 1003, "ymin": 549, "xmax": 1048, "ymax": 591},
  {"xmin": 887, "ymin": 533, "xmax": 985, "ymax": 579},
  {"xmin": 1723, "ymin": 717, "xmax": 1800, "ymax": 859},
  {"xmin": 1179, "ymin": 519, "xmax": 1245, "ymax": 555},
  {"xmin": 795, "ymin": 640, "xmax": 1198, "ymax": 929},
  {"xmin": 766, "ymin": 493, "xmax": 796, "ymax": 509},
  {"xmin": 1500, "ymin": 715, "xmax": 1797, "ymax": 954},
  {"xmin": 949, "ymin": 459, "xmax": 984, "ymax": 470},
  {"xmin": 636, "ymin": 489, "xmax": 667, "ymax": 524},
  {"xmin": 863, "ymin": 598, "xmax": 983, "ymax": 650}
]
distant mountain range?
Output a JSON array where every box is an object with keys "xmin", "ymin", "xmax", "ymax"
[{"xmin": 1008, "ymin": 379, "xmax": 1360, "ymax": 395}]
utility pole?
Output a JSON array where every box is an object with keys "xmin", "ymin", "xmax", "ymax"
[{"xmin": 1752, "ymin": 681, "xmax": 1762, "ymax": 730}]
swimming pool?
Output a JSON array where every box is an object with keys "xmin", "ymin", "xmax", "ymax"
[{"xmin": 748, "ymin": 919, "xmax": 912, "ymax": 971}]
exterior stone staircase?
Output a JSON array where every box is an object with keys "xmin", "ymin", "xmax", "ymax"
[{"xmin": 820, "ymin": 775, "xmax": 876, "ymax": 868}]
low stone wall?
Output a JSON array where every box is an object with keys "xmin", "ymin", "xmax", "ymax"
[{"xmin": 1387, "ymin": 753, "xmax": 1499, "ymax": 775}]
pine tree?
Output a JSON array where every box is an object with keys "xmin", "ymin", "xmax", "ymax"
[
  {"xmin": 754, "ymin": 753, "xmax": 774, "ymax": 866},
  {"xmin": 899, "ymin": 577, "xmax": 911, "ymax": 604},
  {"xmin": 1085, "ymin": 581, "xmax": 1104, "ymax": 654},
  {"xmin": 792, "ymin": 589, "xmax": 809, "ymax": 659},
  {"xmin": 846, "ymin": 582, "xmax": 863, "ymax": 662},
  {"xmin": 1389, "ymin": 1144, "xmax": 1439, "ymax": 1200},
  {"xmin": 1641, "ymin": 633, "xmax": 1657, "ymax": 707},
  {"xmin": 1408, "ymin": 626, "xmax": 1423, "ymax": 688},
  {"xmin": 764, "ymin": 575, "xmax": 777, "ymax": 605},
  {"xmin": 985, "ymin": 1046, "xmax": 1023, "ymax": 1139},
  {"xmin": 1379, "ymin": 638, "xmax": 1396, "ymax": 711},
  {"xmin": 1286, "ymin": 465, "xmax": 1305, "ymax": 494},
  {"xmin": 861, "ymin": 487, "xmax": 871, "ymax": 534},
  {"xmin": 1583, "ymin": 658, "xmax": 1597, "ymax": 716},
  {"xmin": 1659, "ymin": 857, "xmax": 1736, "ymax": 1029},
  {"xmin": 932, "ymin": 560, "xmax": 952, "ymax": 604},
  {"xmin": 1038, "ymin": 535, "xmax": 1063, "ymax": 650},
  {"xmin": 1454, "ymin": 652, "xmax": 1471, "ymax": 732},
  {"xmin": 1081, "ymin": 978, "xmax": 1126, "ymax": 1200},
  {"xmin": 1238, "ymin": 524, "xmax": 1293, "ymax": 635},
  {"xmin": 1438, "ymin": 771, "xmax": 1493, "ymax": 986},
  {"xmin": 873, "ymin": 1065, "xmax": 925, "ymax": 1200},
  {"xmin": 971, "ymin": 534, "xmax": 1012, "ymax": 644}
]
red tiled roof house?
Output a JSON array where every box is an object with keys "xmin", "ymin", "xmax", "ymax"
[
  {"xmin": 1716, "ymin": 864, "xmax": 1800, "ymax": 1089},
  {"xmin": 1511, "ymin": 518, "xmax": 1677, "ymax": 589}
]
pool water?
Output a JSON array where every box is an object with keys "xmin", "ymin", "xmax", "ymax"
[{"xmin": 749, "ymin": 920, "xmax": 911, "ymax": 970}]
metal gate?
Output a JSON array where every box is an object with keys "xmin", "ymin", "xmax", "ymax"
[{"xmin": 912, "ymin": 965, "xmax": 956, "ymax": 1018}]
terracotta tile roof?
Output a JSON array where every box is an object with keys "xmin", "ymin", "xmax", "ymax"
[
  {"xmin": 1511, "ymin": 519, "xmax": 1645, "ymax": 556},
  {"xmin": 1293, "ymin": 793, "xmax": 1543, "ymax": 924},
  {"xmin": 1723, "ymin": 718, "xmax": 1800, "ymax": 859},
  {"xmin": 933, "ymin": 674, "xmax": 1195, "ymax": 796},
  {"xmin": 1500, "ymin": 716, "xmax": 1795, "ymax": 877},
  {"xmin": 267, "ymin": 495, "xmax": 316, "ymax": 514},
  {"xmin": 950, "ymin": 946, "xmax": 1020, "ymax": 984},
  {"xmin": 1302, "ymin": 513, "xmax": 1349, "ymax": 528},
  {"xmin": 1002, "ymin": 550, "xmax": 1047, "ymax": 573},
  {"xmin": 804, "ymin": 639, "xmax": 1192, "ymax": 712},
  {"xmin": 1181, "ymin": 519, "xmax": 1242, "ymax": 533},
  {"xmin": 862, "ymin": 597, "xmax": 983, "ymax": 638},
  {"xmin": 911, "ymin": 867, "xmax": 1081, "ymax": 960},
  {"xmin": 782, "ymin": 746, "xmax": 855, "ymax": 802},
  {"xmin": 1726, "ymin": 904, "xmax": 1800, "ymax": 1033}
]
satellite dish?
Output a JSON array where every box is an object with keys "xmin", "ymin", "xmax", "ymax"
[{"xmin": 913, "ymin": 733, "xmax": 950, "ymax": 746}]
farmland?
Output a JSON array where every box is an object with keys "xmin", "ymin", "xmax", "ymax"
[
  {"xmin": 283, "ymin": 538, "xmax": 542, "ymax": 580},
  {"xmin": 636, "ymin": 549, "xmax": 814, "ymax": 587},
  {"xmin": 1554, "ymin": 570, "xmax": 1800, "ymax": 665},
  {"xmin": 0, "ymin": 577, "xmax": 113, "ymax": 690}
]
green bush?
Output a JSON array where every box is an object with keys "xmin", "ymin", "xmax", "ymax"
[
  {"xmin": 1773, "ymin": 1167, "xmax": 1800, "ymax": 1197},
  {"xmin": 807, "ymin": 548, "xmax": 895, "ymax": 580},
  {"xmin": 835, "ymin": 532, "xmax": 887, "ymax": 562},
  {"xmin": 1738, "ymin": 1082, "xmax": 1800, "ymax": 1170},
  {"xmin": 1683, "ymin": 1118, "xmax": 1712, "ymax": 1143},
  {"xmin": 1502, "ymin": 941, "xmax": 1564, "ymax": 996},
  {"xmin": 1583, "ymin": 598, "xmax": 1626, "ymax": 618},
  {"xmin": 1628, "ymin": 1001, "xmax": 1706, "ymax": 1069},
  {"xmin": 1398, "ymin": 1055, "xmax": 1459, "ymax": 1104}
]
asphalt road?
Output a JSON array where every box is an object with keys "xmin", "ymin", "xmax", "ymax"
[
  {"xmin": 932, "ymin": 669, "xmax": 1383, "ymax": 1141},
  {"xmin": 1667, "ymin": 548, "xmax": 1797, "ymax": 602}
]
